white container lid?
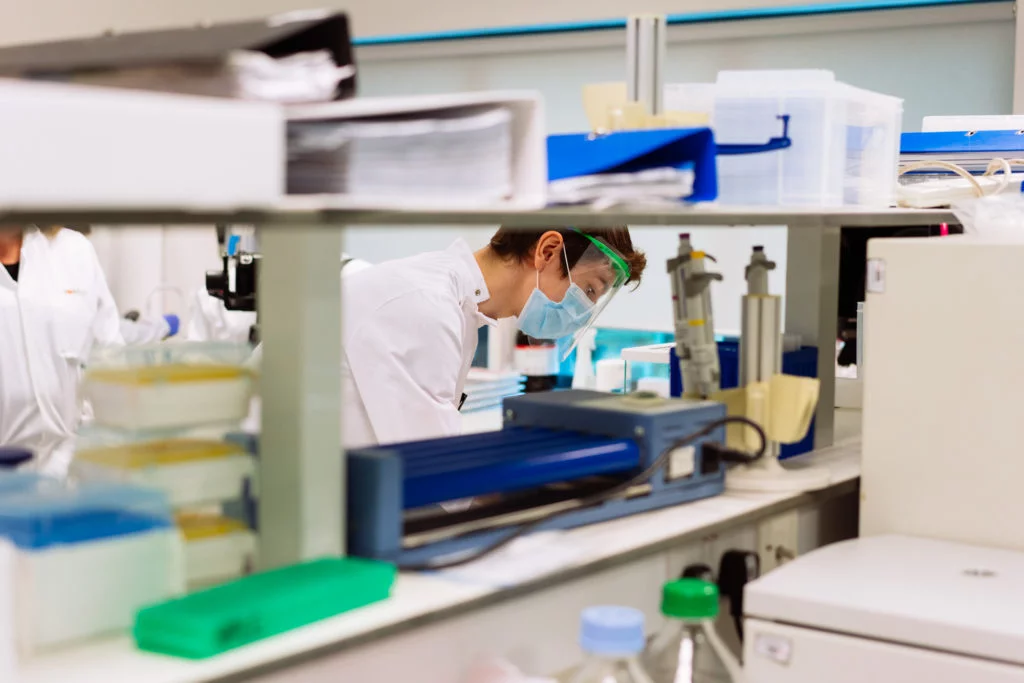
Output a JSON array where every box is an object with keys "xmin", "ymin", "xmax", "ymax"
[
  {"xmin": 745, "ymin": 535, "xmax": 1024, "ymax": 664},
  {"xmin": 716, "ymin": 69, "xmax": 836, "ymax": 87}
]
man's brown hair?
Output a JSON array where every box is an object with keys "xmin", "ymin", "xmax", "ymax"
[{"xmin": 488, "ymin": 226, "xmax": 647, "ymax": 286}]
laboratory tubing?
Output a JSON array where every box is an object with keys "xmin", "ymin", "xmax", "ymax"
[
  {"xmin": 569, "ymin": 606, "xmax": 655, "ymax": 683},
  {"xmin": 642, "ymin": 579, "xmax": 741, "ymax": 683}
]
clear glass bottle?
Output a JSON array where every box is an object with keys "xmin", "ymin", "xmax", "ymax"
[
  {"xmin": 642, "ymin": 579, "xmax": 738, "ymax": 683},
  {"xmin": 569, "ymin": 606, "xmax": 655, "ymax": 683}
]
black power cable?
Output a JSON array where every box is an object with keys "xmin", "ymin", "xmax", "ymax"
[{"xmin": 398, "ymin": 415, "xmax": 768, "ymax": 572}]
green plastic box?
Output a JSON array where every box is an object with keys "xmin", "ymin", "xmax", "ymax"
[{"xmin": 134, "ymin": 557, "xmax": 396, "ymax": 659}]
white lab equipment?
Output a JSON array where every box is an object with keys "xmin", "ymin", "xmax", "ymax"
[
  {"xmin": 0, "ymin": 228, "xmax": 123, "ymax": 474},
  {"xmin": 569, "ymin": 606, "xmax": 654, "ymax": 683},
  {"xmin": 743, "ymin": 535, "xmax": 1024, "ymax": 683},
  {"xmin": 860, "ymin": 235, "xmax": 1024, "ymax": 551},
  {"xmin": 571, "ymin": 328, "xmax": 598, "ymax": 389},
  {"xmin": 727, "ymin": 245, "xmax": 829, "ymax": 493},
  {"xmin": 594, "ymin": 358, "xmax": 626, "ymax": 393}
]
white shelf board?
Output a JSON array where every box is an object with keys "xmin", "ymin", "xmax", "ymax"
[{"xmin": 0, "ymin": 204, "xmax": 958, "ymax": 228}]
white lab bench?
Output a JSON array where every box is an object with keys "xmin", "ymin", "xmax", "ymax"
[
  {"xmin": 22, "ymin": 412, "xmax": 861, "ymax": 683},
  {"xmin": 0, "ymin": 204, "xmax": 954, "ymax": 682}
]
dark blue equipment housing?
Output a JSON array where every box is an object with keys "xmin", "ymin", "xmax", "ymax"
[{"xmin": 347, "ymin": 389, "xmax": 727, "ymax": 565}]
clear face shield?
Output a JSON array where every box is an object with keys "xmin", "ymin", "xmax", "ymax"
[
  {"xmin": 559, "ymin": 233, "xmax": 630, "ymax": 360},
  {"xmin": 517, "ymin": 231, "xmax": 631, "ymax": 361}
]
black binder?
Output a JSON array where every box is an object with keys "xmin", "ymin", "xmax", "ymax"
[{"xmin": 0, "ymin": 11, "xmax": 356, "ymax": 100}]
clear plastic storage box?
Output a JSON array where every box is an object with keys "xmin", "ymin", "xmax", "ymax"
[
  {"xmin": 0, "ymin": 473, "xmax": 182, "ymax": 655},
  {"xmin": 670, "ymin": 70, "xmax": 903, "ymax": 207},
  {"xmin": 75, "ymin": 437, "xmax": 255, "ymax": 508},
  {"xmin": 83, "ymin": 343, "xmax": 254, "ymax": 431}
]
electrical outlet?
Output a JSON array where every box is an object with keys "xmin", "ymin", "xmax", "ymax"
[{"xmin": 757, "ymin": 510, "xmax": 799, "ymax": 573}]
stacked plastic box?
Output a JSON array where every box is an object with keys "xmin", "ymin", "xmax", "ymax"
[
  {"xmin": 666, "ymin": 70, "xmax": 903, "ymax": 207},
  {"xmin": 0, "ymin": 473, "xmax": 181, "ymax": 657},
  {"xmin": 77, "ymin": 343, "xmax": 258, "ymax": 588}
]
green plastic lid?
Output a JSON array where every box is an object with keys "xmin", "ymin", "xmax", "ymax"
[
  {"xmin": 134, "ymin": 557, "xmax": 396, "ymax": 659},
  {"xmin": 661, "ymin": 578, "xmax": 719, "ymax": 620}
]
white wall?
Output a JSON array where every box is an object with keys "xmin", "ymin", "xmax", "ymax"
[
  {"xmin": 0, "ymin": 0, "xmax": 958, "ymax": 45},
  {"xmin": 90, "ymin": 226, "xmax": 220, "ymax": 325}
]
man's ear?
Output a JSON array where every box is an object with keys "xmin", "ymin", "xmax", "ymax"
[{"xmin": 532, "ymin": 231, "xmax": 565, "ymax": 270}]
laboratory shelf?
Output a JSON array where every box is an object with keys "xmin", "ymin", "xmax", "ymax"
[{"xmin": 0, "ymin": 203, "xmax": 958, "ymax": 228}]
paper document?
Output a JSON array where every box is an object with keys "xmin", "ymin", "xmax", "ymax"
[
  {"xmin": 547, "ymin": 166, "xmax": 695, "ymax": 206},
  {"xmin": 64, "ymin": 50, "xmax": 352, "ymax": 102},
  {"xmin": 287, "ymin": 105, "xmax": 514, "ymax": 202}
]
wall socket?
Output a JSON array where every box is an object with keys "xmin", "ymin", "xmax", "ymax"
[{"xmin": 757, "ymin": 510, "xmax": 800, "ymax": 574}]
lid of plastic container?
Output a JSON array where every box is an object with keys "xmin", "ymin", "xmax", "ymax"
[
  {"xmin": 579, "ymin": 606, "xmax": 646, "ymax": 656},
  {"xmin": 0, "ymin": 447, "xmax": 32, "ymax": 469},
  {"xmin": 0, "ymin": 474, "xmax": 172, "ymax": 550},
  {"xmin": 661, "ymin": 579, "xmax": 719, "ymax": 620}
]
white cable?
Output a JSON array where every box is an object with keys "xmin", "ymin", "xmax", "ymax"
[
  {"xmin": 898, "ymin": 160, "xmax": 984, "ymax": 196},
  {"xmin": 897, "ymin": 157, "xmax": 1024, "ymax": 208}
]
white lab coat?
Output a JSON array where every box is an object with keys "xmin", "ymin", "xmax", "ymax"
[
  {"xmin": 241, "ymin": 254, "xmax": 374, "ymax": 434},
  {"xmin": 342, "ymin": 240, "xmax": 495, "ymax": 449},
  {"xmin": 185, "ymin": 289, "xmax": 258, "ymax": 343},
  {"xmin": 0, "ymin": 228, "xmax": 123, "ymax": 473}
]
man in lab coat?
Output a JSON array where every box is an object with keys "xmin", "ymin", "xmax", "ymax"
[{"xmin": 342, "ymin": 226, "xmax": 646, "ymax": 448}]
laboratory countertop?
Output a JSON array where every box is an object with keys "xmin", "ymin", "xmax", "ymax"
[
  {"xmin": 0, "ymin": 203, "xmax": 957, "ymax": 228},
  {"xmin": 21, "ymin": 411, "xmax": 863, "ymax": 683}
]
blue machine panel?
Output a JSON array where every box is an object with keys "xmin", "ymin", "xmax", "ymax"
[
  {"xmin": 347, "ymin": 389, "xmax": 728, "ymax": 565},
  {"xmin": 398, "ymin": 428, "xmax": 640, "ymax": 508}
]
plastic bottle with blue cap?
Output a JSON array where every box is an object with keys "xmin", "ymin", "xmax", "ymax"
[{"xmin": 569, "ymin": 606, "xmax": 654, "ymax": 683}]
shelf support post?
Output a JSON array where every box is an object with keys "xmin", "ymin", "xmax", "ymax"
[{"xmin": 257, "ymin": 223, "xmax": 344, "ymax": 568}]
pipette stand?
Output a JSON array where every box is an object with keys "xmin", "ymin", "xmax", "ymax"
[{"xmin": 726, "ymin": 247, "xmax": 830, "ymax": 493}]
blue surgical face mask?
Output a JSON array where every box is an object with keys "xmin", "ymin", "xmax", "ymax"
[{"xmin": 517, "ymin": 255, "xmax": 595, "ymax": 340}]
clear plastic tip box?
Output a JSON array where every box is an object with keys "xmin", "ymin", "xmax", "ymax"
[
  {"xmin": 0, "ymin": 474, "xmax": 181, "ymax": 656},
  {"xmin": 83, "ymin": 343, "xmax": 255, "ymax": 431}
]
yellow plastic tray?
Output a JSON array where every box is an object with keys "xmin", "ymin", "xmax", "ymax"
[
  {"xmin": 77, "ymin": 439, "xmax": 244, "ymax": 469},
  {"xmin": 87, "ymin": 364, "xmax": 249, "ymax": 386},
  {"xmin": 177, "ymin": 513, "xmax": 249, "ymax": 541}
]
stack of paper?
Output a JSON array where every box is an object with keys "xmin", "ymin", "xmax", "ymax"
[
  {"xmin": 287, "ymin": 106, "xmax": 514, "ymax": 201},
  {"xmin": 65, "ymin": 50, "xmax": 354, "ymax": 103},
  {"xmin": 462, "ymin": 369, "xmax": 524, "ymax": 413},
  {"xmin": 547, "ymin": 166, "xmax": 694, "ymax": 206}
]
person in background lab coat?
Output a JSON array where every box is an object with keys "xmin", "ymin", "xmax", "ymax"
[
  {"xmin": 342, "ymin": 226, "xmax": 647, "ymax": 449},
  {"xmin": 0, "ymin": 225, "xmax": 123, "ymax": 473}
]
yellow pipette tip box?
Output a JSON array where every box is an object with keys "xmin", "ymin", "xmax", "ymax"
[{"xmin": 75, "ymin": 439, "xmax": 255, "ymax": 508}]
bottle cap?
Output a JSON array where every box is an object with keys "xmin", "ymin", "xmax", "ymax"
[
  {"xmin": 579, "ymin": 606, "xmax": 645, "ymax": 656},
  {"xmin": 661, "ymin": 579, "xmax": 719, "ymax": 620}
]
